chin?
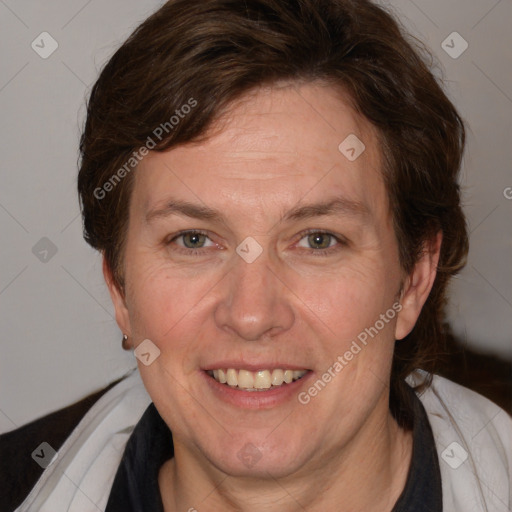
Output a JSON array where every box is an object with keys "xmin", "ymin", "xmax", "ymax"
[{"xmin": 205, "ymin": 434, "xmax": 310, "ymax": 479}]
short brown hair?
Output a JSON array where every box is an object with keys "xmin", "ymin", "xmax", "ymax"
[{"xmin": 78, "ymin": 0, "xmax": 468, "ymax": 419}]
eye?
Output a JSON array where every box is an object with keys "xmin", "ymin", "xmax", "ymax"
[
  {"xmin": 179, "ymin": 231, "xmax": 210, "ymax": 249},
  {"xmin": 295, "ymin": 230, "xmax": 346, "ymax": 254},
  {"xmin": 299, "ymin": 232, "xmax": 335, "ymax": 250},
  {"xmin": 167, "ymin": 230, "xmax": 216, "ymax": 253}
]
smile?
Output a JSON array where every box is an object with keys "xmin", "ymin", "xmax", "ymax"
[{"xmin": 207, "ymin": 368, "xmax": 308, "ymax": 391}]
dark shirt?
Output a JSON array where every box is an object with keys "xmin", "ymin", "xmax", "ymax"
[
  {"xmin": 105, "ymin": 384, "xmax": 442, "ymax": 512},
  {"xmin": 0, "ymin": 379, "xmax": 123, "ymax": 512}
]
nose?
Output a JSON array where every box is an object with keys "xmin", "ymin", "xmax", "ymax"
[{"xmin": 214, "ymin": 252, "xmax": 295, "ymax": 341}]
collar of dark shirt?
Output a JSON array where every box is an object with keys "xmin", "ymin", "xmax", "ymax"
[{"xmin": 105, "ymin": 382, "xmax": 442, "ymax": 512}]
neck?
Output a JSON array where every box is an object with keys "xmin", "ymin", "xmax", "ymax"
[{"xmin": 159, "ymin": 403, "xmax": 413, "ymax": 512}]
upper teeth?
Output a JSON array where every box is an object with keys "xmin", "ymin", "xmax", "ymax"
[{"xmin": 209, "ymin": 369, "xmax": 307, "ymax": 390}]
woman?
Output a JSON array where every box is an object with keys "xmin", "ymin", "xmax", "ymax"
[{"xmin": 3, "ymin": 0, "xmax": 511, "ymax": 511}]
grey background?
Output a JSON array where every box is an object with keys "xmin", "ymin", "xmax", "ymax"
[{"xmin": 0, "ymin": 0, "xmax": 511, "ymax": 434}]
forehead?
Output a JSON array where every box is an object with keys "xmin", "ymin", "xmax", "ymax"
[{"xmin": 133, "ymin": 81, "xmax": 388, "ymax": 223}]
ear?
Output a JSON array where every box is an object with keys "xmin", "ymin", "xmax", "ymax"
[
  {"xmin": 102, "ymin": 255, "xmax": 132, "ymax": 337},
  {"xmin": 395, "ymin": 232, "xmax": 442, "ymax": 340}
]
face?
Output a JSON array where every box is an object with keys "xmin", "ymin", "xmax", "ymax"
[{"xmin": 107, "ymin": 81, "xmax": 435, "ymax": 480}]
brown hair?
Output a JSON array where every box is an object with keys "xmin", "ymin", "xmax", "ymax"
[{"xmin": 78, "ymin": 0, "xmax": 468, "ymax": 420}]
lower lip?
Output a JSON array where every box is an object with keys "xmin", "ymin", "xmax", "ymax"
[{"xmin": 201, "ymin": 370, "xmax": 314, "ymax": 409}]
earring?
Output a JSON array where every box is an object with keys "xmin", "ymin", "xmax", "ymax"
[{"xmin": 122, "ymin": 334, "xmax": 130, "ymax": 350}]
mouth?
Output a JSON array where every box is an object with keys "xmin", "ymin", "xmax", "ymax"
[{"xmin": 206, "ymin": 368, "xmax": 309, "ymax": 391}]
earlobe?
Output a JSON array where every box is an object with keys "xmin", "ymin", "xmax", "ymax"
[
  {"xmin": 102, "ymin": 256, "xmax": 132, "ymax": 338},
  {"xmin": 395, "ymin": 232, "xmax": 442, "ymax": 340}
]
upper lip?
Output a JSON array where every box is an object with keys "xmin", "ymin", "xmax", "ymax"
[{"xmin": 203, "ymin": 361, "xmax": 311, "ymax": 371}]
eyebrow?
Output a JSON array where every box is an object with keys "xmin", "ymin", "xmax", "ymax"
[
  {"xmin": 145, "ymin": 200, "xmax": 223, "ymax": 223},
  {"xmin": 283, "ymin": 197, "xmax": 369, "ymax": 222},
  {"xmin": 145, "ymin": 196, "xmax": 370, "ymax": 225}
]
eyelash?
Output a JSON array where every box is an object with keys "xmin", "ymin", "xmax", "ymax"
[{"xmin": 166, "ymin": 229, "xmax": 347, "ymax": 257}]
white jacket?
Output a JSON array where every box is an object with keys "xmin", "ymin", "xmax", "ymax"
[{"xmin": 14, "ymin": 370, "xmax": 512, "ymax": 512}]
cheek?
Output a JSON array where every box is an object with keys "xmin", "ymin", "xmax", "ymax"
[
  {"xmin": 125, "ymin": 257, "xmax": 216, "ymax": 349},
  {"xmin": 291, "ymin": 261, "xmax": 397, "ymax": 339}
]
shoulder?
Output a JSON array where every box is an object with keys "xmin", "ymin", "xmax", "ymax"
[
  {"xmin": 410, "ymin": 371, "xmax": 512, "ymax": 511},
  {"xmin": 0, "ymin": 376, "xmax": 124, "ymax": 512},
  {"xmin": 420, "ymin": 372, "xmax": 511, "ymax": 443}
]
